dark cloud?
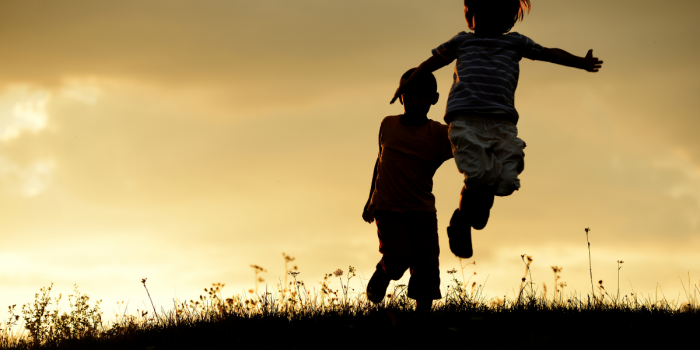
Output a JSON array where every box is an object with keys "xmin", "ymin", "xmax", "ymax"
[
  {"xmin": 3, "ymin": 0, "xmax": 698, "ymax": 155},
  {"xmin": 0, "ymin": 0, "xmax": 456, "ymax": 87}
]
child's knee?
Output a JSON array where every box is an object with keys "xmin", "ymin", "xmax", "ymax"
[
  {"xmin": 384, "ymin": 268, "xmax": 405, "ymax": 281},
  {"xmin": 495, "ymin": 169, "xmax": 521, "ymax": 196}
]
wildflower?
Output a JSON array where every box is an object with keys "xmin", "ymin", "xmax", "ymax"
[
  {"xmin": 250, "ymin": 265, "xmax": 267, "ymax": 273},
  {"xmin": 333, "ymin": 269, "xmax": 343, "ymax": 277},
  {"xmin": 447, "ymin": 269, "xmax": 457, "ymax": 274},
  {"xmin": 599, "ymin": 280, "xmax": 603, "ymax": 285}
]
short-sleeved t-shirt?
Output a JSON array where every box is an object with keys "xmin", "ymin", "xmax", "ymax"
[
  {"xmin": 432, "ymin": 32, "xmax": 543, "ymax": 124},
  {"xmin": 368, "ymin": 115, "xmax": 454, "ymax": 213}
]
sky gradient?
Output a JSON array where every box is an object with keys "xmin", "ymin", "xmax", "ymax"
[{"xmin": 1, "ymin": 0, "xmax": 699, "ymax": 318}]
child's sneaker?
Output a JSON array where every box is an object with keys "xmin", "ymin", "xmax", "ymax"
[
  {"xmin": 447, "ymin": 208, "xmax": 473, "ymax": 258},
  {"xmin": 367, "ymin": 265, "xmax": 391, "ymax": 304}
]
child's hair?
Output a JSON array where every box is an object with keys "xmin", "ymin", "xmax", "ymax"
[
  {"xmin": 401, "ymin": 68, "xmax": 438, "ymax": 97},
  {"xmin": 464, "ymin": 0, "xmax": 531, "ymax": 34}
]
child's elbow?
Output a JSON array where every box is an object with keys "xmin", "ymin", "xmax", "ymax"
[{"xmin": 534, "ymin": 48, "xmax": 556, "ymax": 62}]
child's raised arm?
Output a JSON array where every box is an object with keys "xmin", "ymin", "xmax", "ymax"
[
  {"xmin": 390, "ymin": 55, "xmax": 451, "ymax": 104},
  {"xmin": 534, "ymin": 48, "xmax": 603, "ymax": 72}
]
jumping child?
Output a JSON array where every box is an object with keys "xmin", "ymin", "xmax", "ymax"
[
  {"xmin": 391, "ymin": 0, "xmax": 603, "ymax": 259},
  {"xmin": 362, "ymin": 69, "xmax": 454, "ymax": 313}
]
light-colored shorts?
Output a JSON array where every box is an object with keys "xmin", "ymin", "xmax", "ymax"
[{"xmin": 448, "ymin": 115, "xmax": 526, "ymax": 197}]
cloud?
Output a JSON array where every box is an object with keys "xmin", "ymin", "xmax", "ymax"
[
  {"xmin": 0, "ymin": 79, "xmax": 106, "ymax": 196},
  {"xmin": 60, "ymin": 79, "xmax": 102, "ymax": 105},
  {"xmin": 653, "ymin": 149, "xmax": 700, "ymax": 229},
  {"xmin": 0, "ymin": 86, "xmax": 56, "ymax": 196},
  {"xmin": 0, "ymin": 86, "xmax": 51, "ymax": 141},
  {"xmin": 0, "ymin": 157, "xmax": 55, "ymax": 197}
]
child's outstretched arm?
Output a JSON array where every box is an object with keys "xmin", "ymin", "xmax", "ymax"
[
  {"xmin": 390, "ymin": 55, "xmax": 451, "ymax": 104},
  {"xmin": 534, "ymin": 49, "xmax": 603, "ymax": 72}
]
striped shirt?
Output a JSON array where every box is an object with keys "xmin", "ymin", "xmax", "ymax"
[{"xmin": 432, "ymin": 32, "xmax": 543, "ymax": 124}]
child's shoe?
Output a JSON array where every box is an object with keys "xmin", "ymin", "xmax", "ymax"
[
  {"xmin": 447, "ymin": 208, "xmax": 473, "ymax": 258},
  {"xmin": 367, "ymin": 266, "xmax": 391, "ymax": 304}
]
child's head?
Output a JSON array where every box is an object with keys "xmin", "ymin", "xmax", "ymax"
[
  {"xmin": 399, "ymin": 68, "xmax": 439, "ymax": 110},
  {"xmin": 464, "ymin": 0, "xmax": 531, "ymax": 36}
]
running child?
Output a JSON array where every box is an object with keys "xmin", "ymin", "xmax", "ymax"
[
  {"xmin": 390, "ymin": 0, "xmax": 603, "ymax": 258},
  {"xmin": 362, "ymin": 69, "xmax": 453, "ymax": 313}
]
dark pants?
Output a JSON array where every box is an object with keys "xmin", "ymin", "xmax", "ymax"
[{"xmin": 374, "ymin": 210, "xmax": 441, "ymax": 300}]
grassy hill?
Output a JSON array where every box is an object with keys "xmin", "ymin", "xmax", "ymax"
[{"xmin": 1, "ymin": 270, "xmax": 697, "ymax": 349}]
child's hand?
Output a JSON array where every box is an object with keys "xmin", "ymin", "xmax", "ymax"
[
  {"xmin": 362, "ymin": 208, "xmax": 375, "ymax": 223},
  {"xmin": 584, "ymin": 49, "xmax": 603, "ymax": 72}
]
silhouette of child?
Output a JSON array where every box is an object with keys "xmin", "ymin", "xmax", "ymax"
[
  {"xmin": 391, "ymin": 0, "xmax": 603, "ymax": 259},
  {"xmin": 362, "ymin": 69, "xmax": 453, "ymax": 313}
]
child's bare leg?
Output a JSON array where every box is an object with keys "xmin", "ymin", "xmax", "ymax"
[
  {"xmin": 447, "ymin": 204, "xmax": 473, "ymax": 258},
  {"xmin": 367, "ymin": 261, "xmax": 392, "ymax": 304},
  {"xmin": 369, "ymin": 211, "xmax": 412, "ymax": 303},
  {"xmin": 448, "ymin": 184, "xmax": 494, "ymax": 258},
  {"xmin": 459, "ymin": 184, "xmax": 495, "ymax": 230}
]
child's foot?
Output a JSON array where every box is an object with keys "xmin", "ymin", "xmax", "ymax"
[
  {"xmin": 367, "ymin": 266, "xmax": 391, "ymax": 304},
  {"xmin": 447, "ymin": 209, "xmax": 473, "ymax": 259}
]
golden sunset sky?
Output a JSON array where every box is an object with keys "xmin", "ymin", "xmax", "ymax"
[{"xmin": 1, "ymin": 0, "xmax": 699, "ymax": 317}]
